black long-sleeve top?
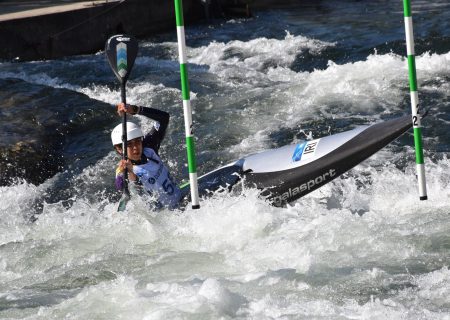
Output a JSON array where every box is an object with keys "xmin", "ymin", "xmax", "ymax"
[{"xmin": 136, "ymin": 106, "xmax": 170, "ymax": 155}]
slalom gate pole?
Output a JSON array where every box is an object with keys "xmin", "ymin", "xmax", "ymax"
[
  {"xmin": 174, "ymin": 0, "xmax": 200, "ymax": 209},
  {"xmin": 402, "ymin": 0, "xmax": 427, "ymax": 200}
]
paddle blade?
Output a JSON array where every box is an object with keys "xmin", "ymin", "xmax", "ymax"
[
  {"xmin": 117, "ymin": 192, "xmax": 130, "ymax": 212},
  {"xmin": 105, "ymin": 34, "xmax": 138, "ymax": 84}
]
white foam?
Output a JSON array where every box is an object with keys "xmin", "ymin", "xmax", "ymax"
[
  {"xmin": 189, "ymin": 31, "xmax": 334, "ymax": 85},
  {"xmin": 0, "ymin": 155, "xmax": 448, "ymax": 319},
  {"xmin": 198, "ymin": 278, "xmax": 246, "ymax": 316}
]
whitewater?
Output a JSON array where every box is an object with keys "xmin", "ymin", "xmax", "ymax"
[{"xmin": 1, "ymin": 0, "xmax": 449, "ymax": 319}]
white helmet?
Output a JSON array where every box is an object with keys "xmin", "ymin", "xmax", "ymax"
[{"xmin": 111, "ymin": 122, "xmax": 144, "ymax": 146}]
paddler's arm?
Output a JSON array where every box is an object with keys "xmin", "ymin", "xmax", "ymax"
[
  {"xmin": 116, "ymin": 103, "xmax": 169, "ymax": 129},
  {"xmin": 117, "ymin": 103, "xmax": 170, "ymax": 153}
]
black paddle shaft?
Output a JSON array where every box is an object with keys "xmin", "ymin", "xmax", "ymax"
[{"xmin": 121, "ymin": 83, "xmax": 128, "ymax": 161}]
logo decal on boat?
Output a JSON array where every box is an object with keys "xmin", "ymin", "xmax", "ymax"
[
  {"xmin": 272, "ymin": 168, "xmax": 337, "ymax": 205},
  {"xmin": 292, "ymin": 139, "xmax": 320, "ymax": 162}
]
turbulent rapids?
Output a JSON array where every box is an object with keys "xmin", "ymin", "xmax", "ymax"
[{"xmin": 1, "ymin": 0, "xmax": 450, "ymax": 319}]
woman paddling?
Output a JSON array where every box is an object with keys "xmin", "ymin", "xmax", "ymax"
[{"xmin": 111, "ymin": 103, "xmax": 182, "ymax": 209}]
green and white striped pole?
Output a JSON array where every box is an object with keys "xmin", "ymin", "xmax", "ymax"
[
  {"xmin": 402, "ymin": 0, "xmax": 427, "ymax": 200},
  {"xmin": 174, "ymin": 0, "xmax": 200, "ymax": 209}
]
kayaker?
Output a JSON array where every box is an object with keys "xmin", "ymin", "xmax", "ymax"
[{"xmin": 111, "ymin": 103, "xmax": 182, "ymax": 209}]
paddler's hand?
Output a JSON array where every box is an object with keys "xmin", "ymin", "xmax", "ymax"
[
  {"xmin": 116, "ymin": 103, "xmax": 139, "ymax": 116},
  {"xmin": 118, "ymin": 159, "xmax": 137, "ymax": 181}
]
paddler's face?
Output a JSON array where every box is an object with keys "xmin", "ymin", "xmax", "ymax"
[{"xmin": 114, "ymin": 138, "xmax": 143, "ymax": 161}]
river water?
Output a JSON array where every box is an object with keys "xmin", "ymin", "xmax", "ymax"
[{"xmin": 1, "ymin": 0, "xmax": 450, "ymax": 318}]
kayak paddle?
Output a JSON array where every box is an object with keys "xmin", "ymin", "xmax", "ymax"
[{"xmin": 105, "ymin": 34, "xmax": 138, "ymax": 211}]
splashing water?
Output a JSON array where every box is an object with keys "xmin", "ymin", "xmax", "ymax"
[{"xmin": 0, "ymin": 0, "xmax": 449, "ymax": 319}]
